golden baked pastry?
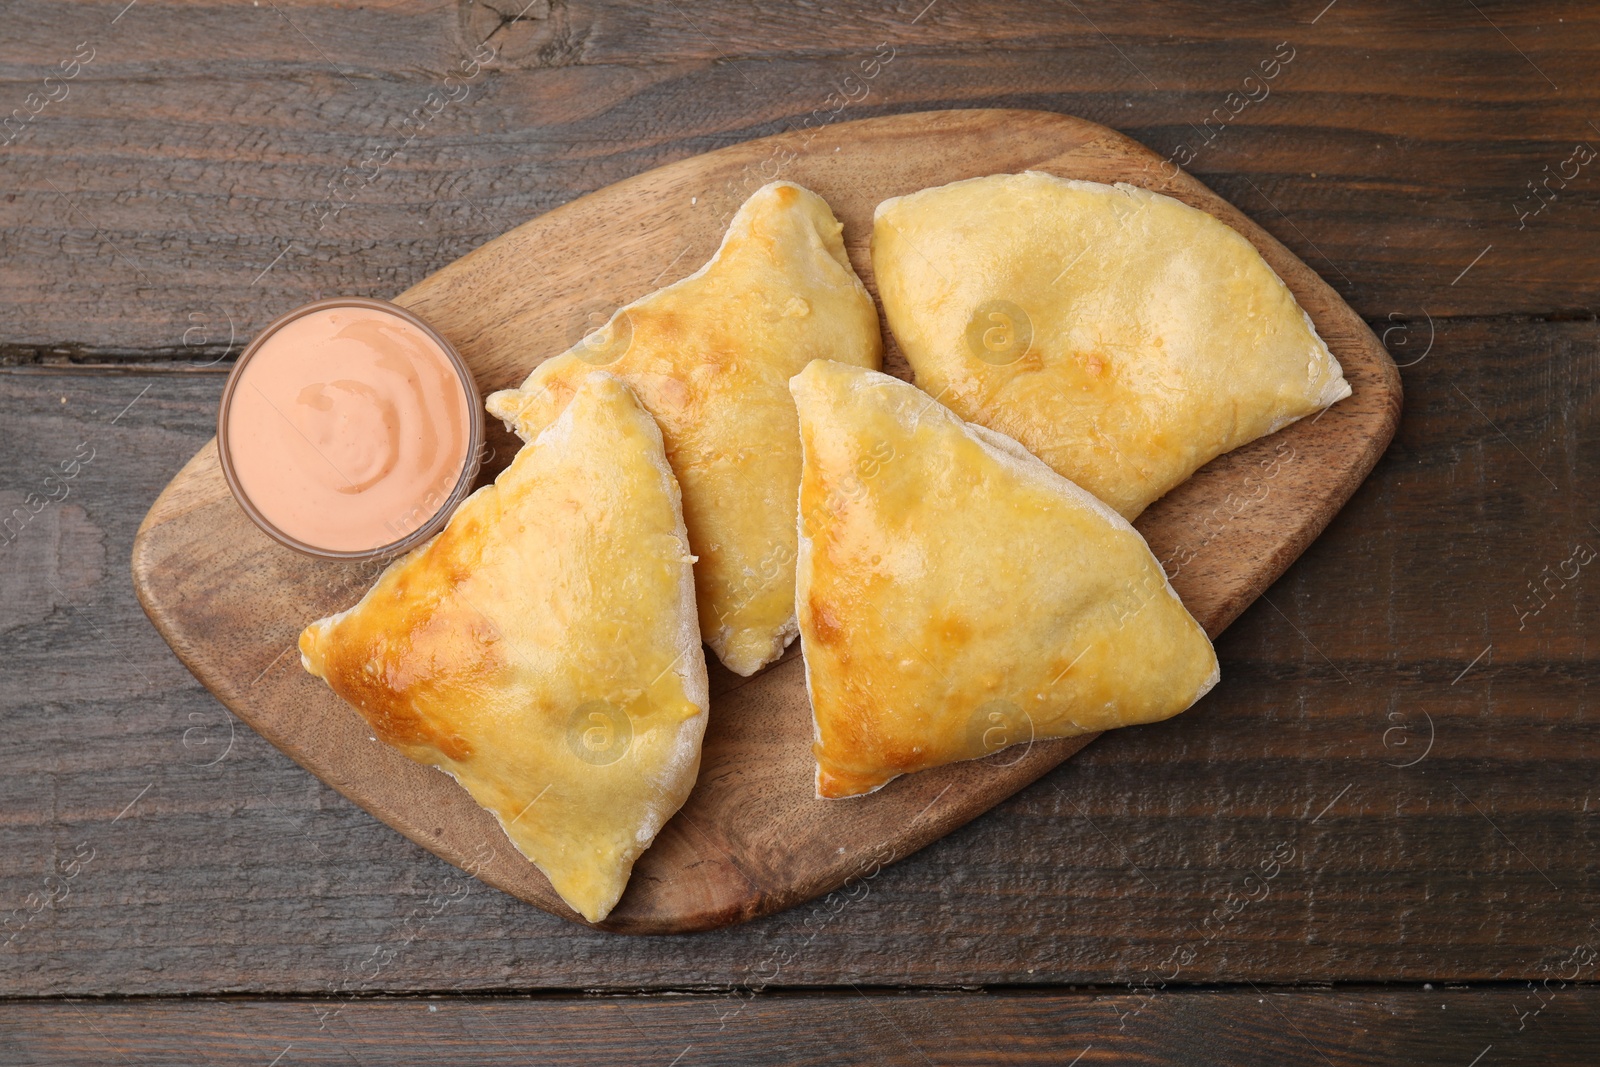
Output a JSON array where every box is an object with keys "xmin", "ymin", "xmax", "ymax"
[
  {"xmin": 871, "ymin": 171, "xmax": 1350, "ymax": 519},
  {"xmin": 300, "ymin": 372, "xmax": 708, "ymax": 922},
  {"xmin": 791, "ymin": 360, "xmax": 1219, "ymax": 799},
  {"xmin": 488, "ymin": 181, "xmax": 882, "ymax": 676}
]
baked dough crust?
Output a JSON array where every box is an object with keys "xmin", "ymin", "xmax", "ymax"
[
  {"xmin": 488, "ymin": 182, "xmax": 882, "ymax": 676},
  {"xmin": 301, "ymin": 373, "xmax": 708, "ymax": 922},
  {"xmin": 872, "ymin": 171, "xmax": 1350, "ymax": 519},
  {"xmin": 792, "ymin": 360, "xmax": 1219, "ymax": 799}
]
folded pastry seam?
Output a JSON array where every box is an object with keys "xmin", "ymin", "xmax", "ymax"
[
  {"xmin": 871, "ymin": 169, "xmax": 1351, "ymax": 521},
  {"xmin": 792, "ymin": 359, "xmax": 1220, "ymax": 801},
  {"xmin": 486, "ymin": 180, "xmax": 882, "ymax": 678},
  {"xmin": 300, "ymin": 371, "xmax": 708, "ymax": 922}
]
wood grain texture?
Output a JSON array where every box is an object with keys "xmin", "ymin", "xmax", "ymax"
[
  {"xmin": 2, "ymin": 0, "xmax": 1597, "ymax": 1029},
  {"xmin": 127, "ymin": 108, "xmax": 1399, "ymax": 933},
  {"xmin": 5, "ymin": 989, "xmax": 1600, "ymax": 1066},
  {"xmin": 0, "ymin": 0, "xmax": 1597, "ymax": 364},
  {"xmin": 0, "ymin": 320, "xmax": 1594, "ymax": 996}
]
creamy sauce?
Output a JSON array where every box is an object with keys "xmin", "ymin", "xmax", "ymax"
[{"xmin": 224, "ymin": 304, "xmax": 471, "ymax": 552}]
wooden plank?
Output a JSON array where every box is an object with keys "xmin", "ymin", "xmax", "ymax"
[
  {"xmin": 1, "ymin": 0, "xmax": 1598, "ymax": 363},
  {"xmin": 1, "ymin": 315, "xmax": 1595, "ymax": 993},
  {"xmin": 127, "ymin": 107, "xmax": 1400, "ymax": 933},
  {"xmin": 4, "ymin": 990, "xmax": 1599, "ymax": 1066}
]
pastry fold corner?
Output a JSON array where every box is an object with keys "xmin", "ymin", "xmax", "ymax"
[{"xmin": 302, "ymin": 372, "xmax": 708, "ymax": 922}]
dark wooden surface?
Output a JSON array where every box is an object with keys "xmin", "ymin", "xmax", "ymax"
[
  {"xmin": 130, "ymin": 107, "xmax": 1401, "ymax": 934},
  {"xmin": 3, "ymin": 0, "xmax": 1598, "ymax": 1062},
  {"xmin": 5, "ymin": 991, "xmax": 1599, "ymax": 1065}
]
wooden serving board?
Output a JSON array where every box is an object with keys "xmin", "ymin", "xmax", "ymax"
[{"xmin": 132, "ymin": 109, "xmax": 1401, "ymax": 933}]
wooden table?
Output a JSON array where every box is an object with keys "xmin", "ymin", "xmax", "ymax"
[{"xmin": 3, "ymin": 1, "xmax": 1597, "ymax": 1062}]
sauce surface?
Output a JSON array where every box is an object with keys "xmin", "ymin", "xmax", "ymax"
[{"xmin": 225, "ymin": 304, "xmax": 471, "ymax": 552}]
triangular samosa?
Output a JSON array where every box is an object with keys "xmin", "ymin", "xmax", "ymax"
[
  {"xmin": 872, "ymin": 171, "xmax": 1350, "ymax": 519},
  {"xmin": 488, "ymin": 181, "xmax": 882, "ymax": 676},
  {"xmin": 300, "ymin": 372, "xmax": 708, "ymax": 922},
  {"xmin": 791, "ymin": 360, "xmax": 1219, "ymax": 799}
]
